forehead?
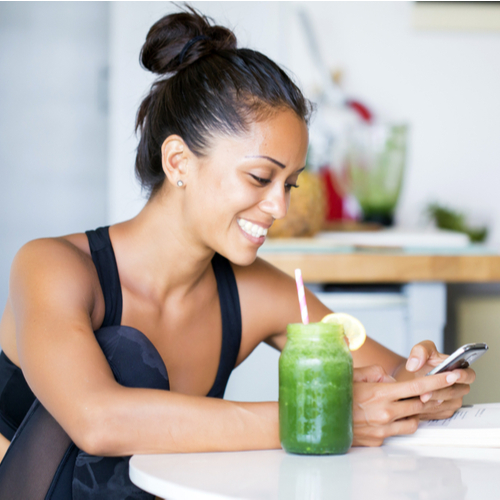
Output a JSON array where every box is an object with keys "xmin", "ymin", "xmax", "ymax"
[{"xmin": 205, "ymin": 109, "xmax": 309, "ymax": 169}]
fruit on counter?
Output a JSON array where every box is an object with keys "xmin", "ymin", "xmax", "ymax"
[
  {"xmin": 427, "ymin": 203, "xmax": 488, "ymax": 243},
  {"xmin": 321, "ymin": 312, "xmax": 367, "ymax": 351},
  {"xmin": 268, "ymin": 171, "xmax": 325, "ymax": 238}
]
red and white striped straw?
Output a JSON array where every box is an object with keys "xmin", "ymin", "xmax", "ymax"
[{"xmin": 294, "ymin": 268, "xmax": 309, "ymax": 325}]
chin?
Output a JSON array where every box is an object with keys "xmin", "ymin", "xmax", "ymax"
[{"xmin": 221, "ymin": 247, "xmax": 258, "ymax": 267}]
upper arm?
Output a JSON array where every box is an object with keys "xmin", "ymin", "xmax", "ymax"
[
  {"xmin": 233, "ymin": 258, "xmax": 406, "ymax": 373},
  {"xmin": 232, "ymin": 258, "xmax": 332, "ymax": 356},
  {"xmin": 9, "ymin": 238, "xmax": 118, "ymax": 448},
  {"xmin": 351, "ymin": 336, "xmax": 406, "ymax": 374}
]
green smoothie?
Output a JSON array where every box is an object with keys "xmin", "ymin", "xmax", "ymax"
[{"xmin": 279, "ymin": 322, "xmax": 353, "ymax": 455}]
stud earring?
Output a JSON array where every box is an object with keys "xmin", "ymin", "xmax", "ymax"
[{"xmin": 177, "ymin": 180, "xmax": 184, "ymax": 187}]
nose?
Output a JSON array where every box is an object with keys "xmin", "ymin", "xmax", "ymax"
[{"xmin": 259, "ymin": 184, "xmax": 289, "ymax": 220}]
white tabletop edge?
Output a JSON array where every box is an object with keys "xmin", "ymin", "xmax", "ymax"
[
  {"xmin": 129, "ymin": 456, "xmax": 238, "ymax": 500},
  {"xmin": 130, "ymin": 445, "xmax": 500, "ymax": 500}
]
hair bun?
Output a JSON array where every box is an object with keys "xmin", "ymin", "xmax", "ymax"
[{"xmin": 140, "ymin": 8, "xmax": 237, "ymax": 75}]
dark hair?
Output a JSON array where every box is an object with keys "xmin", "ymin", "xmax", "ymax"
[{"xmin": 135, "ymin": 7, "xmax": 312, "ymax": 197}]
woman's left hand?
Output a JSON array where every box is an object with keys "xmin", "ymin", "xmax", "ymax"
[{"xmin": 400, "ymin": 341, "xmax": 476, "ymax": 420}]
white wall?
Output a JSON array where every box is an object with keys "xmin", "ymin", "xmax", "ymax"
[
  {"xmin": 0, "ymin": 3, "xmax": 109, "ymax": 310},
  {"xmin": 108, "ymin": 2, "xmax": 500, "ymax": 247}
]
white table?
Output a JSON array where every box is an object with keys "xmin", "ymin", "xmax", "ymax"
[{"xmin": 130, "ymin": 445, "xmax": 500, "ymax": 500}]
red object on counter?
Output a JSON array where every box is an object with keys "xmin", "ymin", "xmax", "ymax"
[
  {"xmin": 320, "ymin": 166, "xmax": 343, "ymax": 221},
  {"xmin": 346, "ymin": 99, "xmax": 372, "ymax": 123}
]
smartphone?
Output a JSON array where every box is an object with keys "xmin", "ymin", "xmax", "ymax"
[{"xmin": 426, "ymin": 343, "xmax": 489, "ymax": 376}]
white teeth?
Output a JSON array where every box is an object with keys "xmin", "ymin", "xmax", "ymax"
[{"xmin": 238, "ymin": 218, "xmax": 268, "ymax": 238}]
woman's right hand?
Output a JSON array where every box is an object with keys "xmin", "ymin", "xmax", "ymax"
[{"xmin": 352, "ymin": 365, "xmax": 461, "ymax": 447}]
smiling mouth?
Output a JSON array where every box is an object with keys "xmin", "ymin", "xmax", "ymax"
[{"xmin": 237, "ymin": 218, "xmax": 268, "ymax": 238}]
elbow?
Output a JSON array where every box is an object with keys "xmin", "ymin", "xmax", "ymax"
[
  {"xmin": 76, "ymin": 425, "xmax": 113, "ymax": 457},
  {"xmin": 69, "ymin": 407, "xmax": 119, "ymax": 457}
]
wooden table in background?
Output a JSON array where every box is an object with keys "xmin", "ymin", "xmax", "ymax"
[{"xmin": 258, "ymin": 242, "xmax": 500, "ymax": 284}]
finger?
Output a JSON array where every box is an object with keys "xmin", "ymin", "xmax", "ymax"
[
  {"xmin": 354, "ymin": 397, "xmax": 425, "ymax": 427},
  {"xmin": 417, "ymin": 383, "xmax": 468, "ymax": 402},
  {"xmin": 420, "ymin": 392, "xmax": 432, "ymax": 403},
  {"xmin": 393, "ymin": 397, "xmax": 445, "ymax": 418},
  {"xmin": 385, "ymin": 416, "xmax": 420, "ymax": 438},
  {"xmin": 419, "ymin": 399, "xmax": 464, "ymax": 420},
  {"xmin": 428, "ymin": 383, "xmax": 470, "ymax": 402},
  {"xmin": 352, "ymin": 419, "xmax": 419, "ymax": 446},
  {"xmin": 454, "ymin": 367, "xmax": 476, "ymax": 385},
  {"xmin": 406, "ymin": 340, "xmax": 444, "ymax": 372},
  {"xmin": 391, "ymin": 371, "xmax": 461, "ymax": 400},
  {"xmin": 353, "ymin": 365, "xmax": 396, "ymax": 383},
  {"xmin": 392, "ymin": 398, "xmax": 427, "ymax": 420},
  {"xmin": 352, "ymin": 434, "xmax": 385, "ymax": 447},
  {"xmin": 422, "ymin": 399, "xmax": 445, "ymax": 411},
  {"xmin": 352, "ymin": 415, "xmax": 422, "ymax": 446},
  {"xmin": 420, "ymin": 407, "xmax": 460, "ymax": 421}
]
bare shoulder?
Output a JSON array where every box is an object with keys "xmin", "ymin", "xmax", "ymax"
[
  {"xmin": 0, "ymin": 235, "xmax": 103, "ymax": 365},
  {"xmin": 12, "ymin": 236, "xmax": 94, "ymax": 284},
  {"xmin": 9, "ymin": 236, "xmax": 102, "ymax": 326}
]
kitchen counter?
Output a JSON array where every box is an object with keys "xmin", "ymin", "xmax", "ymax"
[{"xmin": 258, "ymin": 238, "xmax": 500, "ymax": 283}]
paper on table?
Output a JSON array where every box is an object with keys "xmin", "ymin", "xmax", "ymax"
[
  {"xmin": 420, "ymin": 406, "xmax": 500, "ymax": 429},
  {"xmin": 384, "ymin": 404, "xmax": 500, "ymax": 448}
]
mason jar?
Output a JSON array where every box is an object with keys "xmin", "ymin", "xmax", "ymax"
[{"xmin": 279, "ymin": 322, "xmax": 353, "ymax": 455}]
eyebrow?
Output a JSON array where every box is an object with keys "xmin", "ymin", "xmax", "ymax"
[{"xmin": 245, "ymin": 155, "xmax": 286, "ymax": 169}]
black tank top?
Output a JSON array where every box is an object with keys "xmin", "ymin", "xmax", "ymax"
[
  {"xmin": 0, "ymin": 226, "xmax": 242, "ymax": 499},
  {"xmin": 85, "ymin": 226, "xmax": 242, "ymax": 396}
]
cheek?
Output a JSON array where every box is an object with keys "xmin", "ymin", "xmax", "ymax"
[
  {"xmin": 188, "ymin": 168, "xmax": 261, "ymax": 228},
  {"xmin": 215, "ymin": 174, "xmax": 258, "ymax": 210},
  {"xmin": 187, "ymin": 173, "xmax": 234, "ymax": 223}
]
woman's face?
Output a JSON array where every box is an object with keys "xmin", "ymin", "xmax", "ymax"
[{"xmin": 184, "ymin": 109, "xmax": 309, "ymax": 266}]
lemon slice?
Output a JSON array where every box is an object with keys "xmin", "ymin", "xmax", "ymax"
[{"xmin": 321, "ymin": 312, "xmax": 367, "ymax": 351}]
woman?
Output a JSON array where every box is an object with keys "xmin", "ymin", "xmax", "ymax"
[{"xmin": 0, "ymin": 8, "xmax": 474, "ymax": 499}]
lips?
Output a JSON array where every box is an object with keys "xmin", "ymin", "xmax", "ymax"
[{"xmin": 237, "ymin": 218, "xmax": 268, "ymax": 238}]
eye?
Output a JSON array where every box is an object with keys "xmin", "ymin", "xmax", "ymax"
[
  {"xmin": 250, "ymin": 174, "xmax": 271, "ymax": 186},
  {"xmin": 285, "ymin": 182, "xmax": 299, "ymax": 191}
]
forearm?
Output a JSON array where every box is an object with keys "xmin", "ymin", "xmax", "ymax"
[
  {"xmin": 86, "ymin": 387, "xmax": 280, "ymax": 456},
  {"xmin": 352, "ymin": 336, "xmax": 406, "ymax": 378}
]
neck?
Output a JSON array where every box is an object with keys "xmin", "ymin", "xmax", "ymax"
[{"xmin": 110, "ymin": 188, "xmax": 215, "ymax": 304}]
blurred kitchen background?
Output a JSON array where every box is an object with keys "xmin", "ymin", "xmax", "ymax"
[{"xmin": 1, "ymin": 2, "xmax": 500, "ymax": 404}]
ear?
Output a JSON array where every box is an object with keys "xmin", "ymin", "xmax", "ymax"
[{"xmin": 161, "ymin": 135, "xmax": 191, "ymax": 186}]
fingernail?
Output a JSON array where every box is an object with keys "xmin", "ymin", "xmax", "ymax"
[
  {"xmin": 446, "ymin": 372, "xmax": 460, "ymax": 384},
  {"xmin": 406, "ymin": 357, "xmax": 419, "ymax": 372},
  {"xmin": 421, "ymin": 393, "xmax": 432, "ymax": 403}
]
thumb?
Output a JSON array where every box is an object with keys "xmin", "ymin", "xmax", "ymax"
[{"xmin": 406, "ymin": 340, "xmax": 442, "ymax": 372}]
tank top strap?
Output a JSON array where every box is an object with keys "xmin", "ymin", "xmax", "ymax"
[
  {"xmin": 208, "ymin": 253, "xmax": 242, "ymax": 398},
  {"xmin": 85, "ymin": 226, "xmax": 123, "ymax": 327}
]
